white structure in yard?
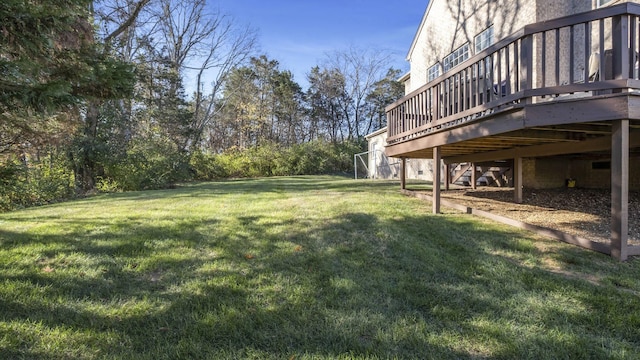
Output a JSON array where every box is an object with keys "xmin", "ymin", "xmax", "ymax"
[{"xmin": 364, "ymin": 127, "xmax": 433, "ymax": 181}]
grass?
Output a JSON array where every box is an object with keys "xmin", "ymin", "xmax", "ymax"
[{"xmin": 1, "ymin": 175, "xmax": 640, "ymax": 359}]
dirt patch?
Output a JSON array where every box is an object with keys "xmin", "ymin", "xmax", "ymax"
[{"xmin": 413, "ymin": 187, "xmax": 640, "ymax": 246}]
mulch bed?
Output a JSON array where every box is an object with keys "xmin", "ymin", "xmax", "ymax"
[{"xmin": 412, "ymin": 186, "xmax": 640, "ymax": 246}]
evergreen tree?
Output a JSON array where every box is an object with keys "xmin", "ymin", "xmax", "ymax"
[
  {"xmin": 0, "ymin": 0, "xmax": 135, "ymax": 155},
  {"xmin": 364, "ymin": 68, "xmax": 405, "ymax": 133}
]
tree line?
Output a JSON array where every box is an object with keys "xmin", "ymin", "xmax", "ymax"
[{"xmin": 0, "ymin": 0, "xmax": 404, "ymax": 210}]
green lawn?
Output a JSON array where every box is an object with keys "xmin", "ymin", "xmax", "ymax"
[{"xmin": 1, "ymin": 176, "xmax": 640, "ymax": 359}]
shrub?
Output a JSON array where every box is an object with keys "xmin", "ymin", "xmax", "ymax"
[
  {"xmin": 101, "ymin": 138, "xmax": 191, "ymax": 191},
  {"xmin": 189, "ymin": 139, "xmax": 365, "ymax": 180},
  {"xmin": 190, "ymin": 150, "xmax": 228, "ymax": 180},
  {"xmin": 0, "ymin": 154, "xmax": 75, "ymax": 212}
]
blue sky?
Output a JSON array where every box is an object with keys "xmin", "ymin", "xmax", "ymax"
[{"xmin": 214, "ymin": 0, "xmax": 428, "ymax": 86}]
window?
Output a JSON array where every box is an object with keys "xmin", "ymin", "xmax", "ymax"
[
  {"xmin": 475, "ymin": 26, "xmax": 495, "ymax": 53},
  {"xmin": 592, "ymin": 161, "xmax": 611, "ymax": 170},
  {"xmin": 597, "ymin": 0, "xmax": 614, "ymax": 7},
  {"xmin": 427, "ymin": 63, "xmax": 440, "ymax": 82},
  {"xmin": 443, "ymin": 43, "xmax": 470, "ymax": 72}
]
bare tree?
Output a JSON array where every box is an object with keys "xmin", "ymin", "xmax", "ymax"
[
  {"xmin": 323, "ymin": 46, "xmax": 394, "ymax": 139},
  {"xmin": 155, "ymin": 0, "xmax": 257, "ymax": 151},
  {"xmin": 364, "ymin": 68, "xmax": 404, "ymax": 133},
  {"xmin": 157, "ymin": 0, "xmax": 212, "ymax": 95},
  {"xmin": 189, "ymin": 13, "xmax": 257, "ymax": 150}
]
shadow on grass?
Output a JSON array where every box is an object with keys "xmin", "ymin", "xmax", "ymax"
[{"xmin": 1, "ymin": 177, "xmax": 640, "ymax": 359}]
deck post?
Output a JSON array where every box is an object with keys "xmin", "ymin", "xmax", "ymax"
[
  {"xmin": 445, "ymin": 163, "xmax": 451, "ymax": 191},
  {"xmin": 471, "ymin": 163, "xmax": 477, "ymax": 190},
  {"xmin": 519, "ymin": 35, "xmax": 533, "ymax": 95},
  {"xmin": 433, "ymin": 147, "xmax": 441, "ymax": 214},
  {"xmin": 612, "ymin": 15, "xmax": 630, "ymax": 80},
  {"xmin": 611, "ymin": 120, "xmax": 629, "ymax": 261},
  {"xmin": 400, "ymin": 157, "xmax": 406, "ymax": 190},
  {"xmin": 514, "ymin": 156, "xmax": 523, "ymax": 204}
]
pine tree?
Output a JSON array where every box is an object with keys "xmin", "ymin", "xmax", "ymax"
[{"xmin": 0, "ymin": 0, "xmax": 136, "ymax": 156}]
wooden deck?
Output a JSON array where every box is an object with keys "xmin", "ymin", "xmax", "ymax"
[{"xmin": 385, "ymin": 3, "xmax": 640, "ymax": 260}]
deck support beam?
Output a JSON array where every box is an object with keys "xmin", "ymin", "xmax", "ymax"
[
  {"xmin": 611, "ymin": 119, "xmax": 629, "ymax": 261},
  {"xmin": 433, "ymin": 147, "xmax": 441, "ymax": 214},
  {"xmin": 471, "ymin": 163, "xmax": 477, "ymax": 190},
  {"xmin": 445, "ymin": 164, "xmax": 451, "ymax": 191},
  {"xmin": 400, "ymin": 158, "xmax": 406, "ymax": 190},
  {"xmin": 514, "ymin": 156, "xmax": 523, "ymax": 203}
]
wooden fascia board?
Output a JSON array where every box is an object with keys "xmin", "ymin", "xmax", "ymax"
[
  {"xmin": 628, "ymin": 95, "xmax": 640, "ymax": 119},
  {"xmin": 385, "ymin": 111, "xmax": 526, "ymax": 158},
  {"xmin": 524, "ymin": 96, "xmax": 630, "ymax": 128}
]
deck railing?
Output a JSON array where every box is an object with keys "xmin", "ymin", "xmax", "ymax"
[{"xmin": 386, "ymin": 3, "xmax": 640, "ymax": 145}]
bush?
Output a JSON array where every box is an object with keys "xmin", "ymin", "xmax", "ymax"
[
  {"xmin": 101, "ymin": 138, "xmax": 191, "ymax": 191},
  {"xmin": 190, "ymin": 150, "xmax": 228, "ymax": 180},
  {"xmin": 190, "ymin": 139, "xmax": 365, "ymax": 180},
  {"xmin": 0, "ymin": 154, "xmax": 75, "ymax": 212}
]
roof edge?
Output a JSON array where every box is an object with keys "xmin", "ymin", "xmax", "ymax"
[
  {"xmin": 365, "ymin": 126, "xmax": 388, "ymax": 139},
  {"xmin": 407, "ymin": 1, "xmax": 436, "ymax": 61}
]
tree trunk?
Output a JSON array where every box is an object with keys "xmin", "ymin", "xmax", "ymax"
[{"xmin": 76, "ymin": 100, "xmax": 100, "ymax": 193}]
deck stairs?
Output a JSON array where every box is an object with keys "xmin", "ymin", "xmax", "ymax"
[{"xmin": 449, "ymin": 162, "xmax": 512, "ymax": 187}]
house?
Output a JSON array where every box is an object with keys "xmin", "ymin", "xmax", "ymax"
[
  {"xmin": 385, "ymin": 0, "xmax": 640, "ymax": 260},
  {"xmin": 364, "ymin": 127, "xmax": 434, "ymax": 181}
]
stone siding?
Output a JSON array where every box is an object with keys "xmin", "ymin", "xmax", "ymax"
[
  {"xmin": 523, "ymin": 158, "xmax": 570, "ymax": 189},
  {"xmin": 523, "ymin": 157, "xmax": 640, "ymax": 190}
]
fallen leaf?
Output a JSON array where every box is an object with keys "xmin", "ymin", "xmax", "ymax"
[
  {"xmin": 42, "ymin": 266, "xmax": 54, "ymax": 273},
  {"xmin": 244, "ymin": 253, "xmax": 255, "ymax": 259},
  {"xmin": 294, "ymin": 245, "xmax": 303, "ymax": 252},
  {"xmin": 149, "ymin": 270, "xmax": 162, "ymax": 282}
]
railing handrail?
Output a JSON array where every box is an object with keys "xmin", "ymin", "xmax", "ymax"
[{"xmin": 524, "ymin": 2, "xmax": 640, "ymax": 33}]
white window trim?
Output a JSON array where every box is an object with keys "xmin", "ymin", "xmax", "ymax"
[
  {"xmin": 475, "ymin": 26, "xmax": 495, "ymax": 54},
  {"xmin": 427, "ymin": 63, "xmax": 440, "ymax": 82},
  {"xmin": 597, "ymin": 0, "xmax": 614, "ymax": 7},
  {"xmin": 443, "ymin": 43, "xmax": 470, "ymax": 72}
]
